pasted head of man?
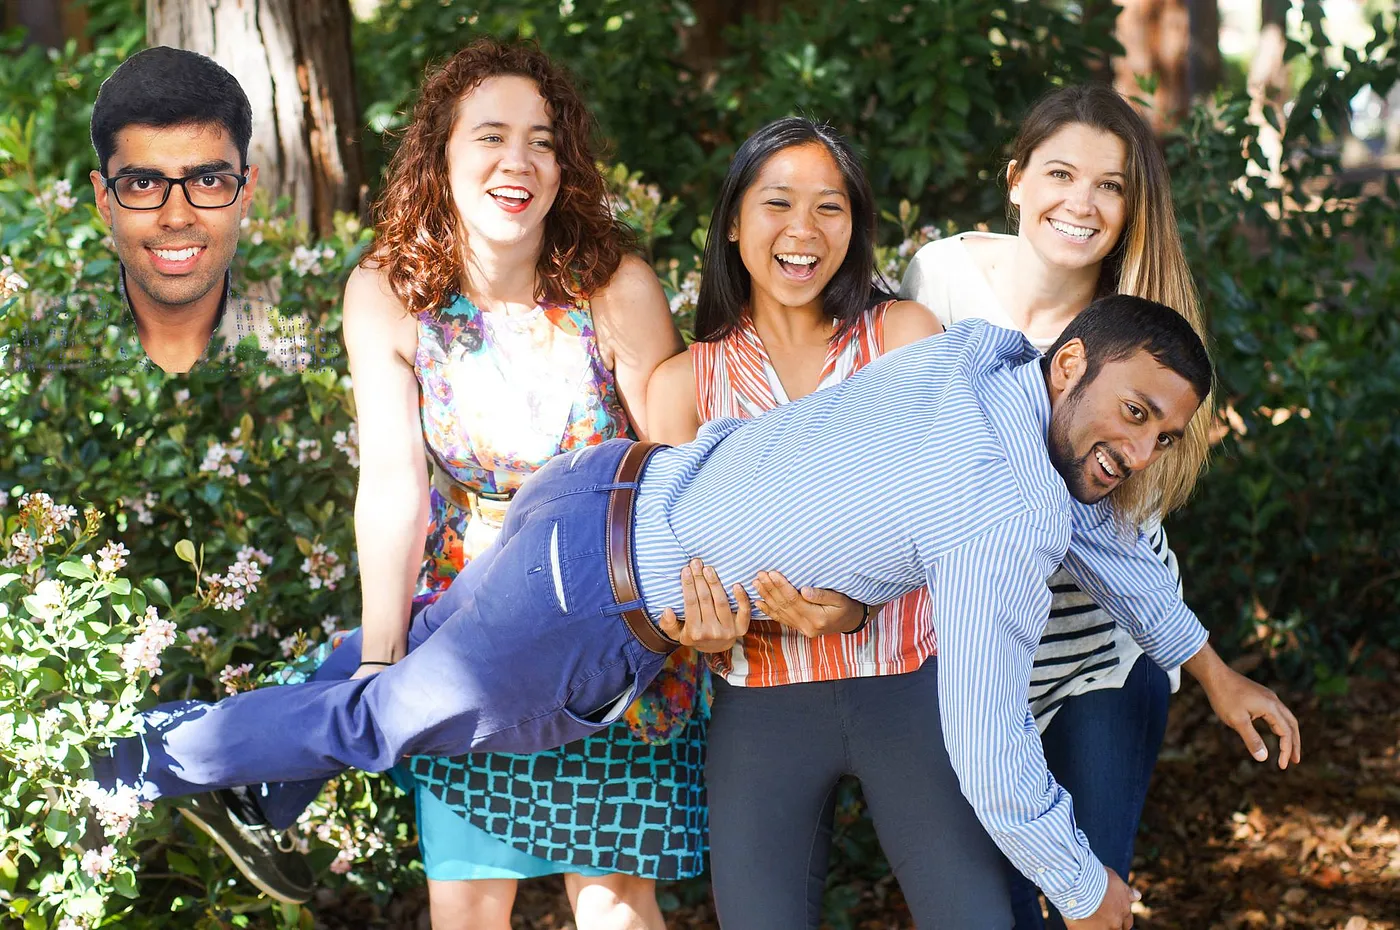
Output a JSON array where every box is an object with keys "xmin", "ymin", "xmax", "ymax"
[
  {"xmin": 1043, "ymin": 294, "xmax": 1214, "ymax": 507},
  {"xmin": 89, "ymin": 46, "xmax": 257, "ymax": 317}
]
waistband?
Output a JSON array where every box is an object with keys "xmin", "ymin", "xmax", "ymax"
[{"xmin": 605, "ymin": 441, "xmax": 677, "ymax": 655}]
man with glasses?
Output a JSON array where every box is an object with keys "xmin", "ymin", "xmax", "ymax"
[
  {"xmin": 87, "ymin": 46, "xmax": 304, "ymax": 374},
  {"xmin": 77, "ymin": 46, "xmax": 318, "ymax": 901}
]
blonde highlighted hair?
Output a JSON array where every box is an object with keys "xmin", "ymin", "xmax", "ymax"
[{"xmin": 1008, "ymin": 83, "xmax": 1213, "ymax": 524}]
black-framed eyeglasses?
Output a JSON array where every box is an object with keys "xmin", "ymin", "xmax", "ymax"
[{"xmin": 102, "ymin": 170, "xmax": 248, "ymax": 210}]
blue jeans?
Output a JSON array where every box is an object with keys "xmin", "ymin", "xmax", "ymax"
[
  {"xmin": 96, "ymin": 440, "xmax": 670, "ymax": 804},
  {"xmin": 1007, "ymin": 655, "xmax": 1170, "ymax": 929}
]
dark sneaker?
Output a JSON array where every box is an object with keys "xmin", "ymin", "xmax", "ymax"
[{"xmin": 175, "ymin": 793, "xmax": 315, "ymax": 904}]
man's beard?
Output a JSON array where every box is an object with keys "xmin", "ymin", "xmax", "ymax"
[{"xmin": 1047, "ymin": 380, "xmax": 1099, "ymax": 504}]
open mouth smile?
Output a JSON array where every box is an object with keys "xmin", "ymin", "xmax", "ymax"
[
  {"xmin": 146, "ymin": 245, "xmax": 206, "ymax": 273},
  {"xmin": 774, "ymin": 252, "xmax": 820, "ymax": 281},
  {"xmin": 1093, "ymin": 445, "xmax": 1127, "ymax": 484},
  {"xmin": 1048, "ymin": 219, "xmax": 1098, "ymax": 243},
  {"xmin": 488, "ymin": 186, "xmax": 534, "ymax": 213}
]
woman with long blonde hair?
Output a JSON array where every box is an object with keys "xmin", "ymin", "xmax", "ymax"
[{"xmin": 901, "ymin": 82, "xmax": 1211, "ymax": 930}]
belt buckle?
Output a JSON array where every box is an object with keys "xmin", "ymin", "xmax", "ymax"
[{"xmin": 468, "ymin": 489, "xmax": 511, "ymax": 530}]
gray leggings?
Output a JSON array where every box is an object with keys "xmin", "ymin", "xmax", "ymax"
[{"xmin": 706, "ymin": 659, "xmax": 1013, "ymax": 929}]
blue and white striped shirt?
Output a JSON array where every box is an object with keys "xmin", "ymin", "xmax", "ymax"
[{"xmin": 632, "ymin": 319, "xmax": 1208, "ymax": 918}]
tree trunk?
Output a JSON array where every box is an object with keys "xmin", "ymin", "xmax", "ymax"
[
  {"xmin": 679, "ymin": 0, "xmax": 787, "ymax": 80},
  {"xmin": 1187, "ymin": 0, "xmax": 1221, "ymax": 99},
  {"xmin": 146, "ymin": 0, "xmax": 364, "ymax": 238},
  {"xmin": 10, "ymin": 0, "xmax": 64, "ymax": 48},
  {"xmin": 1246, "ymin": 0, "xmax": 1290, "ymax": 183},
  {"xmin": 1112, "ymin": 0, "xmax": 1193, "ymax": 131}
]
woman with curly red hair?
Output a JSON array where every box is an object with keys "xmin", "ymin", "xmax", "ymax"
[{"xmin": 339, "ymin": 38, "xmax": 695, "ymax": 929}]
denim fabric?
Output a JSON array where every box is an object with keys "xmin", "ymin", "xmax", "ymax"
[
  {"xmin": 1007, "ymin": 654, "xmax": 1171, "ymax": 929},
  {"xmin": 98, "ymin": 440, "xmax": 671, "ymax": 802}
]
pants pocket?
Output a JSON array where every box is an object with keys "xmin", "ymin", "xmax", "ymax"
[{"xmin": 560, "ymin": 664, "xmax": 641, "ymax": 728}]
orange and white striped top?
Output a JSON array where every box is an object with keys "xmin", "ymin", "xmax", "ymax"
[{"xmin": 690, "ymin": 302, "xmax": 937, "ymax": 687}]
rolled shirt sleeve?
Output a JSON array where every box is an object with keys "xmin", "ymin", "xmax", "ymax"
[
  {"xmin": 1062, "ymin": 500, "xmax": 1209, "ymax": 670},
  {"xmin": 926, "ymin": 508, "xmax": 1109, "ymax": 920}
]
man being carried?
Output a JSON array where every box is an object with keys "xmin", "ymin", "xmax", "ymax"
[{"xmin": 96, "ymin": 296, "xmax": 1300, "ymax": 929}]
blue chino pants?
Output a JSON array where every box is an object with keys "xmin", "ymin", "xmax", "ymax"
[{"xmin": 97, "ymin": 440, "xmax": 672, "ymax": 802}]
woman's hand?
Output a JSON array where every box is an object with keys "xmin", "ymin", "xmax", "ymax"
[
  {"xmin": 753, "ymin": 570, "xmax": 866, "ymax": 637},
  {"xmin": 658, "ymin": 558, "xmax": 752, "ymax": 653}
]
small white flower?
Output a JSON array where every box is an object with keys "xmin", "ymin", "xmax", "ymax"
[
  {"xmin": 96, "ymin": 540, "xmax": 130, "ymax": 574},
  {"xmin": 32, "ymin": 578, "xmax": 66, "ymax": 613},
  {"xmin": 80, "ymin": 845, "xmax": 116, "ymax": 878},
  {"xmin": 218, "ymin": 662, "xmax": 255, "ymax": 696}
]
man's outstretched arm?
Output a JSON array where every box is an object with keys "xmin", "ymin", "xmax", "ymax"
[{"xmin": 1062, "ymin": 500, "xmax": 1301, "ymax": 768}]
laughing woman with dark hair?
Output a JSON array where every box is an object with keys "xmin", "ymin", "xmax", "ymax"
[
  {"xmin": 332, "ymin": 39, "xmax": 696, "ymax": 930},
  {"xmin": 648, "ymin": 117, "xmax": 1012, "ymax": 927}
]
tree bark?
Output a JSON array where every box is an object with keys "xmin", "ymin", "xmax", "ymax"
[
  {"xmin": 146, "ymin": 0, "xmax": 364, "ymax": 238},
  {"xmin": 1246, "ymin": 0, "xmax": 1290, "ymax": 182},
  {"xmin": 1112, "ymin": 0, "xmax": 1193, "ymax": 131},
  {"xmin": 1187, "ymin": 0, "xmax": 1221, "ymax": 98},
  {"xmin": 11, "ymin": 0, "xmax": 64, "ymax": 48},
  {"xmin": 678, "ymin": 0, "xmax": 787, "ymax": 79}
]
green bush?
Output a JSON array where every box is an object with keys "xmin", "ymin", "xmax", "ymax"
[
  {"xmin": 353, "ymin": 0, "xmax": 1119, "ymax": 247},
  {"xmin": 1165, "ymin": 7, "xmax": 1400, "ymax": 685},
  {"xmin": 1, "ymin": 0, "xmax": 1396, "ymax": 925}
]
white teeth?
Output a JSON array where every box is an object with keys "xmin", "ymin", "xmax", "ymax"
[
  {"xmin": 1095, "ymin": 448, "xmax": 1118, "ymax": 477},
  {"xmin": 775, "ymin": 253, "xmax": 818, "ymax": 265},
  {"xmin": 1049, "ymin": 219, "xmax": 1095, "ymax": 241},
  {"xmin": 489, "ymin": 187, "xmax": 531, "ymax": 199},
  {"xmin": 153, "ymin": 247, "xmax": 199, "ymax": 261}
]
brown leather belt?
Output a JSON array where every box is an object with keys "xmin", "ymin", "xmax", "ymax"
[{"xmin": 607, "ymin": 441, "xmax": 676, "ymax": 655}]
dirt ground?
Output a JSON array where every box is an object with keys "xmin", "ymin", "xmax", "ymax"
[{"xmin": 317, "ymin": 653, "xmax": 1400, "ymax": 929}]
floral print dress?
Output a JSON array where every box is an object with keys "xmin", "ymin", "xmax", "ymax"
[{"xmin": 402, "ymin": 292, "xmax": 708, "ymax": 879}]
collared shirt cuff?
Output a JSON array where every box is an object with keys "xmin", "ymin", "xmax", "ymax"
[
  {"xmin": 1046, "ymin": 858, "xmax": 1110, "ymax": 921},
  {"xmin": 1138, "ymin": 600, "xmax": 1209, "ymax": 670}
]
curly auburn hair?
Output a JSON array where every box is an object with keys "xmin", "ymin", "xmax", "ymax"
[{"xmin": 363, "ymin": 38, "xmax": 629, "ymax": 316}]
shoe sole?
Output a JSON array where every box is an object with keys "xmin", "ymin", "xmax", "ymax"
[{"xmin": 176, "ymin": 804, "xmax": 310, "ymax": 905}]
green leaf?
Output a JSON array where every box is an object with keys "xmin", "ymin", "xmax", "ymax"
[
  {"xmin": 143, "ymin": 577, "xmax": 173, "ymax": 607},
  {"xmin": 42, "ymin": 808, "xmax": 70, "ymax": 846},
  {"xmin": 112, "ymin": 866, "xmax": 139, "ymax": 898},
  {"xmin": 165, "ymin": 850, "xmax": 201, "ymax": 877},
  {"xmin": 174, "ymin": 539, "xmax": 196, "ymax": 564},
  {"xmin": 57, "ymin": 560, "xmax": 94, "ymax": 579},
  {"xmin": 31, "ymin": 667, "xmax": 63, "ymax": 692}
]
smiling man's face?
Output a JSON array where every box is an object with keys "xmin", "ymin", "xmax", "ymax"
[
  {"xmin": 1046, "ymin": 342, "xmax": 1201, "ymax": 505},
  {"xmin": 91, "ymin": 121, "xmax": 257, "ymax": 314}
]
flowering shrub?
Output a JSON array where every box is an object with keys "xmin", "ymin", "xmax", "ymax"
[{"xmin": 0, "ymin": 494, "xmax": 165, "ymax": 926}]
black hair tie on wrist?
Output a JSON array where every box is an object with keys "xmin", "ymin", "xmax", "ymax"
[
  {"xmin": 843, "ymin": 602, "xmax": 872, "ymax": 636},
  {"xmin": 358, "ymin": 660, "xmax": 394, "ymax": 667}
]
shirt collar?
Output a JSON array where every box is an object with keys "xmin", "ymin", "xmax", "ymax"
[{"xmin": 1010, "ymin": 341, "xmax": 1053, "ymax": 437}]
